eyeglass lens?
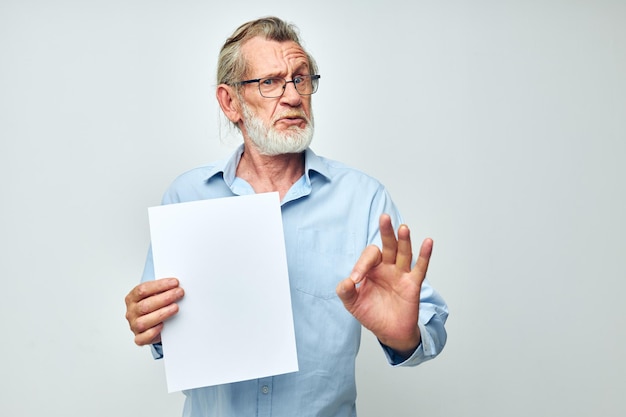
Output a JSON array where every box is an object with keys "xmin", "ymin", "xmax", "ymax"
[{"xmin": 259, "ymin": 75, "xmax": 318, "ymax": 98}]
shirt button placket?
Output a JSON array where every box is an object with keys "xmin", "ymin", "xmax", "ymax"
[{"xmin": 257, "ymin": 377, "xmax": 273, "ymax": 417}]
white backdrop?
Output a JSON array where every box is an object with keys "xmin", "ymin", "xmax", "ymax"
[{"xmin": 1, "ymin": 1, "xmax": 625, "ymax": 416}]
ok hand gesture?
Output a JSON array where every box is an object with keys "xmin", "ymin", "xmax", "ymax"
[{"xmin": 336, "ymin": 214, "xmax": 433, "ymax": 357}]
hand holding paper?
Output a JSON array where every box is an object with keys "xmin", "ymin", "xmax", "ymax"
[{"xmin": 125, "ymin": 278, "xmax": 184, "ymax": 346}]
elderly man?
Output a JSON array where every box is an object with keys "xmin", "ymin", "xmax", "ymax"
[{"xmin": 125, "ymin": 16, "xmax": 448, "ymax": 417}]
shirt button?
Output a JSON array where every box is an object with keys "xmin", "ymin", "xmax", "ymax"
[{"xmin": 261, "ymin": 385, "xmax": 270, "ymax": 394}]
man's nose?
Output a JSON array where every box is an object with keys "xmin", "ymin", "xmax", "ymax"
[{"xmin": 280, "ymin": 80, "xmax": 302, "ymax": 105}]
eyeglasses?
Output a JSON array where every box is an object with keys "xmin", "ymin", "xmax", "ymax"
[{"xmin": 235, "ymin": 74, "xmax": 321, "ymax": 98}]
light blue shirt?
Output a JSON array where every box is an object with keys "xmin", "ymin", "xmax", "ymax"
[{"xmin": 141, "ymin": 145, "xmax": 448, "ymax": 417}]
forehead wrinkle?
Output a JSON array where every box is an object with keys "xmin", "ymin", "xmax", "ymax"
[{"xmin": 242, "ymin": 38, "xmax": 309, "ymax": 78}]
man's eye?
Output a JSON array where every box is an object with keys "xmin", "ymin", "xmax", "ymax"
[
  {"xmin": 293, "ymin": 76, "xmax": 304, "ymax": 84},
  {"xmin": 262, "ymin": 78, "xmax": 278, "ymax": 86}
]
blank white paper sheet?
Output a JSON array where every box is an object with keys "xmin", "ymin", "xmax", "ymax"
[{"xmin": 148, "ymin": 192, "xmax": 298, "ymax": 392}]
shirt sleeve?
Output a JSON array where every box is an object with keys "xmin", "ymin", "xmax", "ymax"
[
  {"xmin": 139, "ymin": 184, "xmax": 184, "ymax": 360},
  {"xmin": 368, "ymin": 187, "xmax": 449, "ymax": 367}
]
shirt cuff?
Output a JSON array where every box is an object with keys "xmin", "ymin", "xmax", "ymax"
[
  {"xmin": 380, "ymin": 316, "xmax": 437, "ymax": 367},
  {"xmin": 150, "ymin": 342, "xmax": 164, "ymax": 360}
]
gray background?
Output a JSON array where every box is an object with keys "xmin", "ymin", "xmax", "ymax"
[{"xmin": 1, "ymin": 1, "xmax": 624, "ymax": 416}]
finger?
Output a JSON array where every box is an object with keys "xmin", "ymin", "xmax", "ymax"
[
  {"xmin": 133, "ymin": 286, "xmax": 184, "ymax": 318},
  {"xmin": 411, "ymin": 238, "xmax": 433, "ymax": 284},
  {"xmin": 349, "ymin": 245, "xmax": 382, "ymax": 284},
  {"xmin": 396, "ymin": 224, "xmax": 413, "ymax": 271},
  {"xmin": 125, "ymin": 286, "xmax": 184, "ymax": 342},
  {"xmin": 134, "ymin": 323, "xmax": 164, "ymax": 346},
  {"xmin": 125, "ymin": 278, "xmax": 180, "ymax": 306},
  {"xmin": 379, "ymin": 214, "xmax": 398, "ymax": 264},
  {"xmin": 132, "ymin": 302, "xmax": 180, "ymax": 337},
  {"xmin": 336, "ymin": 277, "xmax": 358, "ymax": 312}
]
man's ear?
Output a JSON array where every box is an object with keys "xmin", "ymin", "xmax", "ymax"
[{"xmin": 216, "ymin": 84, "xmax": 242, "ymax": 125}]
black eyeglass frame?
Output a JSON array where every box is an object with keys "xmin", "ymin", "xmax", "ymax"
[{"xmin": 234, "ymin": 74, "xmax": 321, "ymax": 98}]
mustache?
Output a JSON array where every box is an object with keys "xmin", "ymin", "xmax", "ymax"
[{"xmin": 273, "ymin": 111, "xmax": 310, "ymax": 123}]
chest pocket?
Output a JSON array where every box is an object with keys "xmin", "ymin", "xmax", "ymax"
[{"xmin": 294, "ymin": 228, "xmax": 358, "ymax": 299}]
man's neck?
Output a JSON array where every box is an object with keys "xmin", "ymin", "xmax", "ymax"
[{"xmin": 235, "ymin": 145, "xmax": 305, "ymax": 200}]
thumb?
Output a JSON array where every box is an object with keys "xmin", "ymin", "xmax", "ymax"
[{"xmin": 336, "ymin": 277, "xmax": 358, "ymax": 311}]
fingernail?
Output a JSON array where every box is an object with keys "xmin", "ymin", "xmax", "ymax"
[{"xmin": 350, "ymin": 272, "xmax": 360, "ymax": 283}]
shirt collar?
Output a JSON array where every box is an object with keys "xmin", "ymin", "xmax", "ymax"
[{"xmin": 204, "ymin": 144, "xmax": 332, "ymax": 186}]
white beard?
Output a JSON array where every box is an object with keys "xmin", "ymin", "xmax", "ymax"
[{"xmin": 241, "ymin": 102, "xmax": 314, "ymax": 156}]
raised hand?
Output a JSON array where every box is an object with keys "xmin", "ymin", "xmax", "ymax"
[{"xmin": 336, "ymin": 214, "xmax": 433, "ymax": 357}]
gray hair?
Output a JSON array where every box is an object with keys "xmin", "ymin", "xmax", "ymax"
[{"xmin": 217, "ymin": 16, "xmax": 318, "ymax": 87}]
